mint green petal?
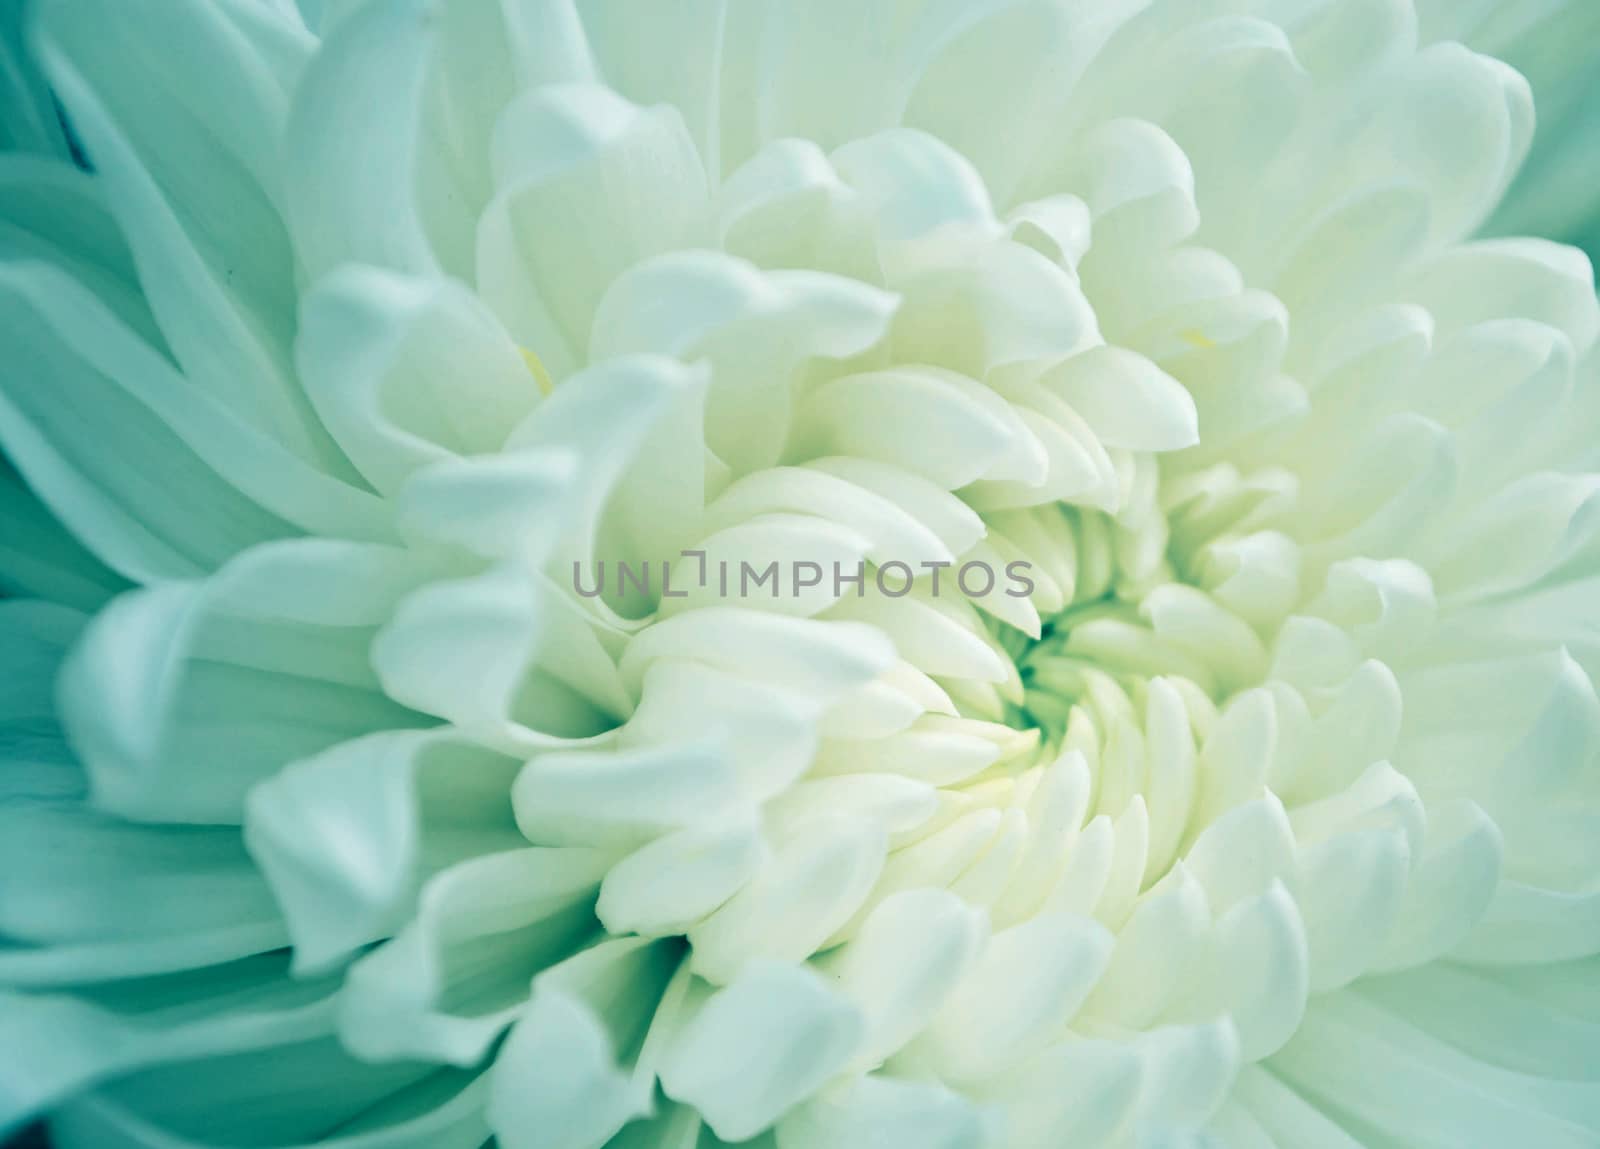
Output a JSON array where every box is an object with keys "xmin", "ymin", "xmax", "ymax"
[
  {"xmin": 0, "ymin": 153, "xmax": 164, "ymax": 348},
  {"xmin": 283, "ymin": 0, "xmax": 441, "ymax": 281},
  {"xmin": 338, "ymin": 847, "xmax": 610, "ymax": 1067},
  {"xmin": 58, "ymin": 541, "xmax": 432, "ymax": 824},
  {"xmin": 0, "ymin": 0, "xmax": 67, "ymax": 157},
  {"xmin": 0, "ymin": 262, "xmax": 394, "ymax": 582},
  {"xmin": 0, "ymin": 266, "xmax": 294, "ymax": 580},
  {"xmin": 1358, "ymin": 962, "xmax": 1600, "ymax": 1084},
  {"xmin": 48, "ymin": 1048, "xmax": 461, "ymax": 1149},
  {"xmin": 0, "ymin": 601, "xmax": 290, "ymax": 994},
  {"xmin": 0, "ymin": 466, "xmax": 127, "ymax": 611},
  {"xmin": 0, "ymin": 767, "xmax": 281, "ymax": 948},
  {"xmin": 48, "ymin": 1073, "xmax": 488, "ymax": 1149},
  {"xmin": 1269, "ymin": 992, "xmax": 1600, "ymax": 1149},
  {"xmin": 245, "ymin": 729, "xmax": 527, "ymax": 976},
  {"xmin": 0, "ymin": 956, "xmax": 336, "ymax": 1138},
  {"xmin": 1433, "ymin": 1, "xmax": 1600, "ymax": 263},
  {"xmin": 32, "ymin": 0, "xmax": 359, "ymax": 471},
  {"xmin": 0, "ymin": 597, "xmax": 82, "ymax": 721}
]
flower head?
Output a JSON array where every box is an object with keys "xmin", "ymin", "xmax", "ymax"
[{"xmin": 1, "ymin": 1, "xmax": 1599, "ymax": 1147}]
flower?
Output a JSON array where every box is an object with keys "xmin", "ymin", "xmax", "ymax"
[{"xmin": 1, "ymin": 0, "xmax": 1599, "ymax": 1146}]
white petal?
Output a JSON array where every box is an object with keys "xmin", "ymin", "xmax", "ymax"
[
  {"xmin": 597, "ymin": 819, "xmax": 766, "ymax": 938},
  {"xmin": 911, "ymin": 912, "xmax": 1113, "ymax": 1081},
  {"xmin": 827, "ymin": 888, "xmax": 988, "ymax": 1068},
  {"xmin": 284, "ymin": 0, "xmax": 437, "ymax": 277},
  {"xmin": 338, "ymin": 847, "xmax": 609, "ymax": 1066},
  {"xmin": 245, "ymin": 729, "xmax": 524, "ymax": 974},
  {"xmin": 296, "ymin": 266, "xmax": 545, "ymax": 494},
  {"xmin": 1042, "ymin": 345, "xmax": 1199, "ymax": 452},
  {"xmin": 689, "ymin": 815, "xmax": 887, "ymax": 984},
  {"xmin": 513, "ymin": 740, "xmax": 745, "ymax": 851},
  {"xmin": 659, "ymin": 961, "xmax": 865, "ymax": 1143},
  {"xmin": 777, "ymin": 1075, "xmax": 988, "ymax": 1149},
  {"xmin": 488, "ymin": 986, "xmax": 644, "ymax": 1149},
  {"xmin": 484, "ymin": 84, "xmax": 708, "ymax": 353}
]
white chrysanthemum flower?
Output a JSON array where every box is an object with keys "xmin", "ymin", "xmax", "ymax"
[{"xmin": 2, "ymin": 0, "xmax": 1599, "ymax": 1146}]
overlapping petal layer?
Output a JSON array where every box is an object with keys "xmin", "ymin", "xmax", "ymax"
[{"xmin": 1, "ymin": 1, "xmax": 1599, "ymax": 1147}]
